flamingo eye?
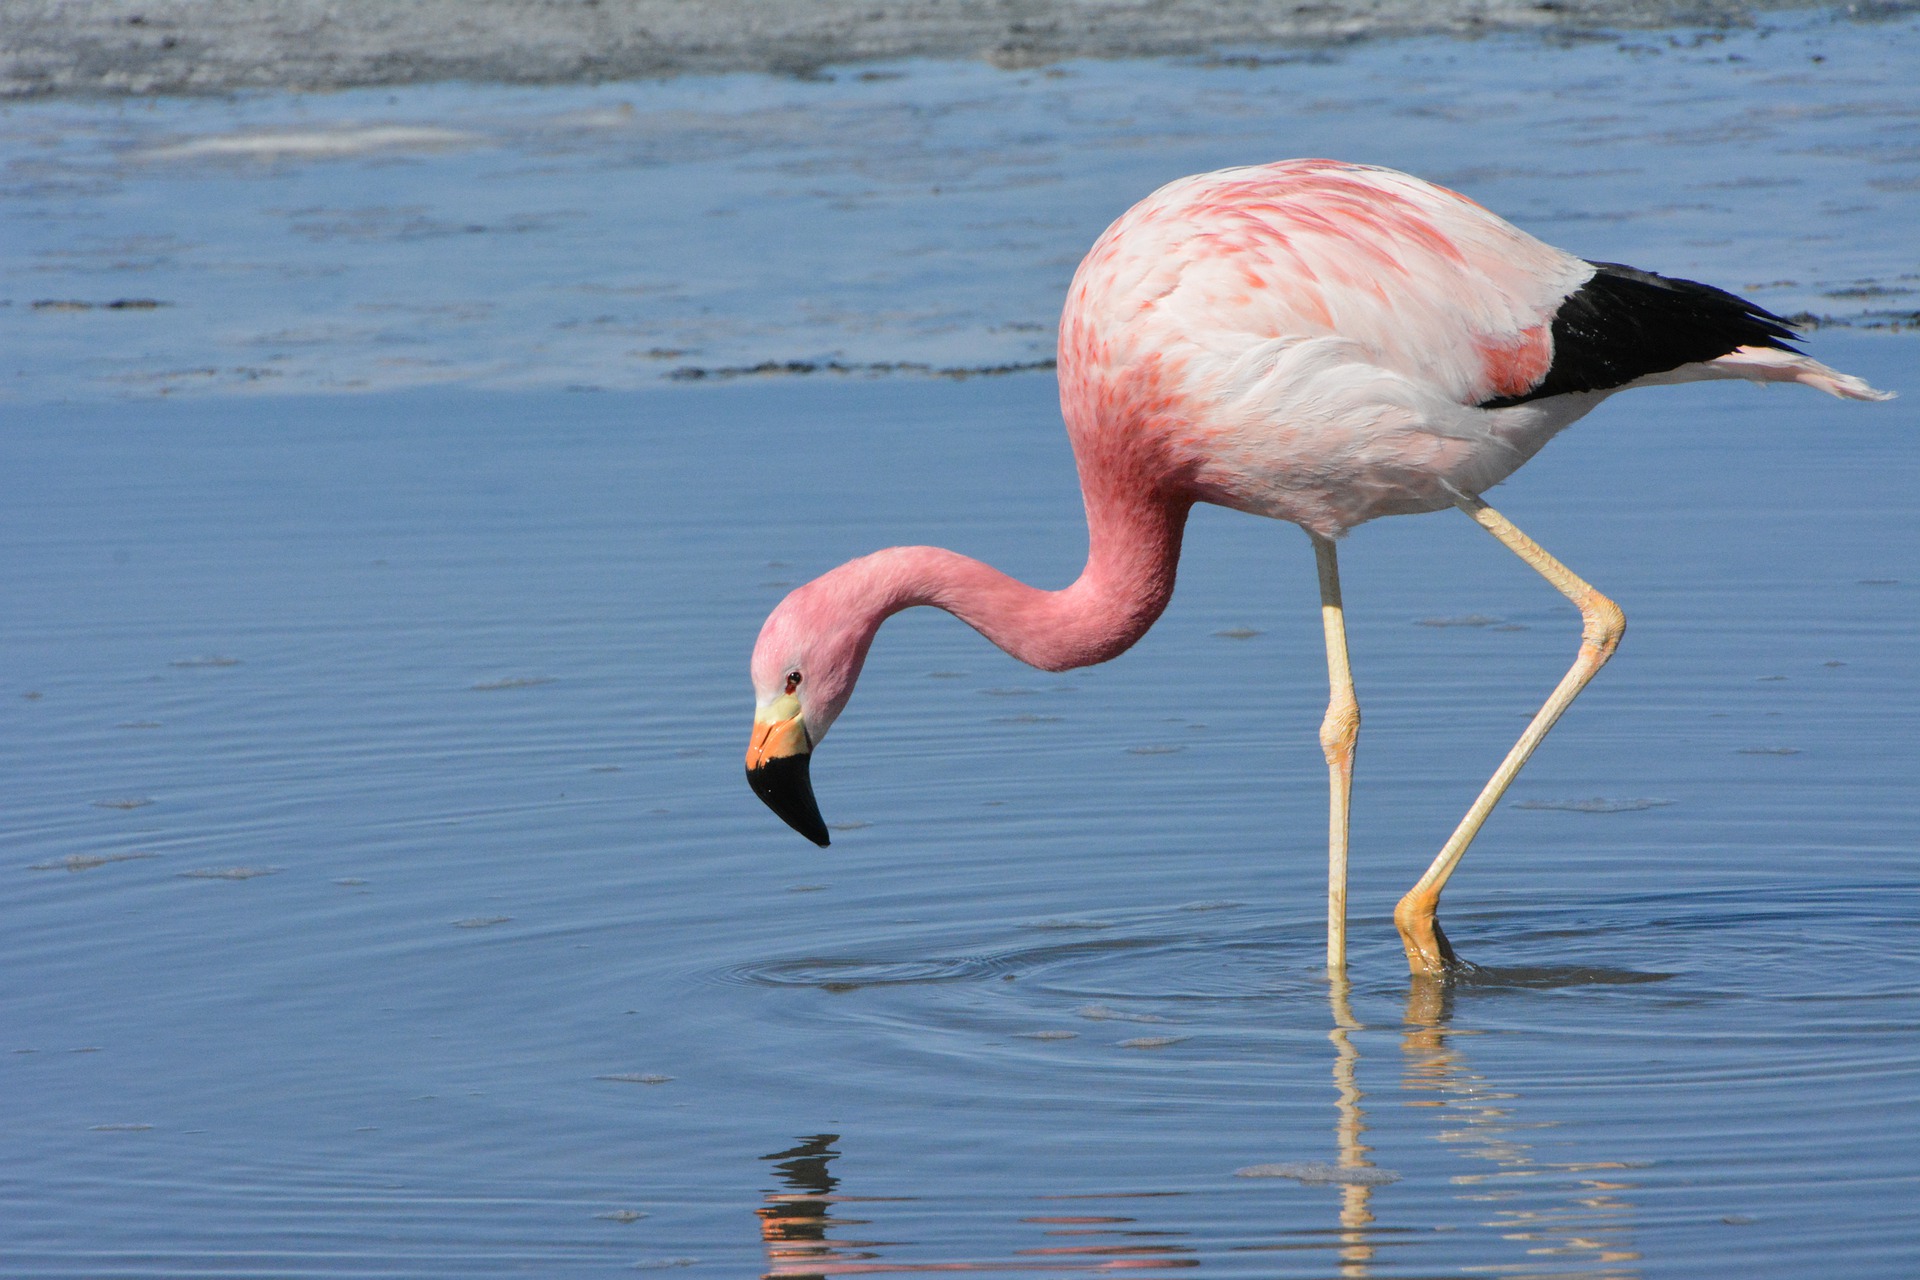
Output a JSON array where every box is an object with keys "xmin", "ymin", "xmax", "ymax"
[{"xmin": 785, "ymin": 671, "xmax": 802, "ymax": 695}]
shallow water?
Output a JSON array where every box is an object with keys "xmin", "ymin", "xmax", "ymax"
[
  {"xmin": 7, "ymin": 352, "xmax": 1918, "ymax": 1275},
  {"xmin": 5, "ymin": 12, "xmax": 1920, "ymax": 1280},
  {"xmin": 3, "ymin": 13, "xmax": 1918, "ymax": 399}
]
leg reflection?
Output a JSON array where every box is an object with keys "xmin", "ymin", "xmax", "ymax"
[
  {"xmin": 1401, "ymin": 979, "xmax": 1644, "ymax": 1274},
  {"xmin": 1327, "ymin": 972, "xmax": 1377, "ymax": 1276}
]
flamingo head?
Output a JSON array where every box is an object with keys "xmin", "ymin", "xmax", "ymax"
[{"xmin": 746, "ymin": 579, "xmax": 876, "ymax": 847}]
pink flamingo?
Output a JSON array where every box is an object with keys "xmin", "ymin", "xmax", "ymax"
[{"xmin": 745, "ymin": 160, "xmax": 1890, "ymax": 976}]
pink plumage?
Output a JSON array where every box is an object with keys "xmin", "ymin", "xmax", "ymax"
[
  {"xmin": 1058, "ymin": 159, "xmax": 1880, "ymax": 537},
  {"xmin": 745, "ymin": 159, "xmax": 1890, "ymax": 973}
]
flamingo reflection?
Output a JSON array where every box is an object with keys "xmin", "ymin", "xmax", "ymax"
[
  {"xmin": 755, "ymin": 1133, "xmax": 1198, "ymax": 1275},
  {"xmin": 1402, "ymin": 977, "xmax": 1645, "ymax": 1273},
  {"xmin": 753, "ymin": 974, "xmax": 1643, "ymax": 1274},
  {"xmin": 1329, "ymin": 972, "xmax": 1380, "ymax": 1275}
]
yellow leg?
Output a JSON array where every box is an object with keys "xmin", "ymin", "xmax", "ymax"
[
  {"xmin": 1395, "ymin": 496, "xmax": 1626, "ymax": 976},
  {"xmin": 1314, "ymin": 534, "xmax": 1359, "ymax": 974}
]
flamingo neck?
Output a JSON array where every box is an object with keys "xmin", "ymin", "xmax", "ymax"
[{"xmin": 824, "ymin": 481, "xmax": 1189, "ymax": 674}]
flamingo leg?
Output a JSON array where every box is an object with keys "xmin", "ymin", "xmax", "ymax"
[
  {"xmin": 1394, "ymin": 495, "xmax": 1626, "ymax": 976},
  {"xmin": 1313, "ymin": 533, "xmax": 1359, "ymax": 974}
]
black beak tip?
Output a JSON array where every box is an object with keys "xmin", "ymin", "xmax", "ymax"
[{"xmin": 746, "ymin": 753, "xmax": 830, "ymax": 847}]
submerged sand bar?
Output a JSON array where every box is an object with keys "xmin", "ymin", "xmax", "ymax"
[{"xmin": 2, "ymin": 0, "xmax": 1831, "ymax": 97}]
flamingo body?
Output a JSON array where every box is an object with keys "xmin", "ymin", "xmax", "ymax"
[
  {"xmin": 1057, "ymin": 160, "xmax": 1868, "ymax": 537},
  {"xmin": 745, "ymin": 159, "xmax": 1889, "ymax": 969}
]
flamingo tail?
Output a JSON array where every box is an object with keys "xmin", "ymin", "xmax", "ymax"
[{"xmin": 1709, "ymin": 345, "xmax": 1895, "ymax": 401}]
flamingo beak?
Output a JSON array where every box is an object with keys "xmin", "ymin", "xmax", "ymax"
[{"xmin": 746, "ymin": 706, "xmax": 829, "ymax": 847}]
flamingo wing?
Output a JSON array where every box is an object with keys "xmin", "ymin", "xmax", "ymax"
[
  {"xmin": 1066, "ymin": 160, "xmax": 1593, "ymax": 410},
  {"xmin": 1066, "ymin": 159, "xmax": 1822, "ymax": 412},
  {"xmin": 1479, "ymin": 261, "xmax": 1801, "ymax": 408}
]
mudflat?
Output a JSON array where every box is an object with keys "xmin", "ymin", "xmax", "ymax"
[{"xmin": 3, "ymin": 0, "xmax": 1816, "ymax": 97}]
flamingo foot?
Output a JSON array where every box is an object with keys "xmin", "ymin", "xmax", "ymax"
[{"xmin": 1394, "ymin": 888, "xmax": 1464, "ymax": 977}]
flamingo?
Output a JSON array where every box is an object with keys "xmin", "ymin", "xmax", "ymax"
[{"xmin": 744, "ymin": 159, "xmax": 1891, "ymax": 976}]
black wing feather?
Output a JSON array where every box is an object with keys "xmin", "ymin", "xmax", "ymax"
[{"xmin": 1479, "ymin": 261, "xmax": 1800, "ymax": 409}]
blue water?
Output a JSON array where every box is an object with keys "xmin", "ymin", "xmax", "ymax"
[
  {"xmin": 4, "ymin": 11, "xmax": 1919, "ymax": 1279},
  {"xmin": 3, "ymin": 13, "xmax": 1917, "ymax": 399}
]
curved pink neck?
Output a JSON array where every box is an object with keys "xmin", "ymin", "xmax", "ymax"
[{"xmin": 821, "ymin": 482, "xmax": 1190, "ymax": 674}]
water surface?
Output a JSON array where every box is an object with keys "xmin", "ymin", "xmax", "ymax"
[
  {"xmin": 4, "ymin": 12, "xmax": 1919, "ymax": 1279},
  {"xmin": 3, "ymin": 12, "xmax": 1917, "ymax": 398}
]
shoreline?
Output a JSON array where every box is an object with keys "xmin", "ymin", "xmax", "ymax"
[{"xmin": 2, "ymin": 0, "xmax": 1834, "ymax": 98}]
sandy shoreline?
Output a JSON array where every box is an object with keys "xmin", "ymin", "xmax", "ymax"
[{"xmin": 2, "ymin": 0, "xmax": 1832, "ymax": 97}]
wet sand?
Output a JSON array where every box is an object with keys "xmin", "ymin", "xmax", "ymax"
[{"xmin": 2, "ymin": 0, "xmax": 1834, "ymax": 97}]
